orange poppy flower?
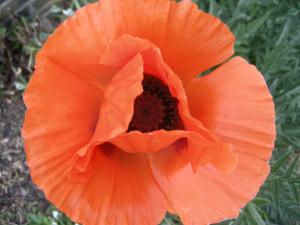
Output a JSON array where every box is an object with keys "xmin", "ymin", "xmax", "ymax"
[{"xmin": 22, "ymin": 0, "xmax": 276, "ymax": 225}]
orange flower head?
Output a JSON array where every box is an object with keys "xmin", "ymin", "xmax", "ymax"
[{"xmin": 22, "ymin": 0, "xmax": 276, "ymax": 225}]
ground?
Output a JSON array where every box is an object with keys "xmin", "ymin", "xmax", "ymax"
[
  {"xmin": 0, "ymin": 0, "xmax": 300, "ymax": 225},
  {"xmin": 0, "ymin": 96, "xmax": 49, "ymax": 225}
]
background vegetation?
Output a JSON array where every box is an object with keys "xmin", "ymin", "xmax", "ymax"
[{"xmin": 0, "ymin": 0, "xmax": 299, "ymax": 224}]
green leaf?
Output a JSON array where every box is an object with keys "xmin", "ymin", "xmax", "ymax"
[
  {"xmin": 271, "ymin": 150, "xmax": 292, "ymax": 174},
  {"xmin": 271, "ymin": 180, "xmax": 279, "ymax": 207},
  {"xmin": 288, "ymin": 182, "xmax": 300, "ymax": 202},
  {"xmin": 73, "ymin": 0, "xmax": 82, "ymax": 9},
  {"xmin": 160, "ymin": 217, "xmax": 174, "ymax": 225},
  {"xmin": 284, "ymin": 155, "xmax": 299, "ymax": 178},
  {"xmin": 247, "ymin": 203, "xmax": 266, "ymax": 225},
  {"xmin": 286, "ymin": 207, "xmax": 300, "ymax": 220},
  {"xmin": 27, "ymin": 213, "xmax": 51, "ymax": 225},
  {"xmin": 275, "ymin": 18, "xmax": 291, "ymax": 47},
  {"xmin": 209, "ymin": 0, "xmax": 221, "ymax": 16},
  {"xmin": 253, "ymin": 198, "xmax": 272, "ymax": 207},
  {"xmin": 0, "ymin": 27, "xmax": 7, "ymax": 38}
]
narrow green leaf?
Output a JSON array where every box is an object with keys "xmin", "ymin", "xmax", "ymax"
[
  {"xmin": 284, "ymin": 155, "xmax": 299, "ymax": 177},
  {"xmin": 209, "ymin": 0, "xmax": 221, "ymax": 16},
  {"xmin": 271, "ymin": 180, "xmax": 279, "ymax": 207},
  {"xmin": 271, "ymin": 150, "xmax": 292, "ymax": 174},
  {"xmin": 73, "ymin": 0, "xmax": 82, "ymax": 9},
  {"xmin": 286, "ymin": 207, "xmax": 300, "ymax": 220},
  {"xmin": 288, "ymin": 182, "xmax": 300, "ymax": 202},
  {"xmin": 275, "ymin": 18, "xmax": 291, "ymax": 47},
  {"xmin": 253, "ymin": 198, "xmax": 272, "ymax": 207},
  {"xmin": 0, "ymin": 27, "xmax": 7, "ymax": 38},
  {"xmin": 247, "ymin": 203, "xmax": 266, "ymax": 225},
  {"xmin": 161, "ymin": 217, "xmax": 174, "ymax": 225},
  {"xmin": 244, "ymin": 12, "xmax": 270, "ymax": 37}
]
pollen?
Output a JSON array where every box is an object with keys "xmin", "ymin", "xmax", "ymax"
[{"xmin": 128, "ymin": 74, "xmax": 183, "ymax": 132}]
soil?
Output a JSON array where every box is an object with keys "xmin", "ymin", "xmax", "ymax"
[
  {"xmin": 0, "ymin": 4, "xmax": 71, "ymax": 224},
  {"xmin": 0, "ymin": 94, "xmax": 49, "ymax": 225}
]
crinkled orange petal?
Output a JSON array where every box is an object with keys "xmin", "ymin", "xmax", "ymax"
[
  {"xmin": 187, "ymin": 140, "xmax": 237, "ymax": 174},
  {"xmin": 100, "ymin": 0, "xmax": 235, "ymax": 85},
  {"xmin": 39, "ymin": 3, "xmax": 103, "ymax": 64},
  {"xmin": 23, "ymin": 55, "xmax": 167, "ymax": 225},
  {"xmin": 37, "ymin": 3, "xmax": 118, "ymax": 88},
  {"xmin": 185, "ymin": 57, "xmax": 276, "ymax": 160},
  {"xmin": 70, "ymin": 54, "xmax": 144, "ymax": 179},
  {"xmin": 151, "ymin": 151, "xmax": 248, "ymax": 225},
  {"xmin": 147, "ymin": 57, "xmax": 275, "ymax": 225},
  {"xmin": 36, "ymin": 3, "xmax": 117, "ymax": 92},
  {"xmin": 100, "ymin": 35, "xmax": 153, "ymax": 67},
  {"xmin": 111, "ymin": 130, "xmax": 188, "ymax": 153},
  {"xmin": 22, "ymin": 56, "xmax": 101, "ymax": 195},
  {"xmin": 65, "ymin": 63, "xmax": 119, "ymax": 92},
  {"xmin": 109, "ymin": 130, "xmax": 206, "ymax": 155},
  {"xmin": 40, "ymin": 0, "xmax": 234, "ymax": 86},
  {"xmin": 93, "ymin": 54, "xmax": 144, "ymax": 141},
  {"xmin": 26, "ymin": 144, "xmax": 168, "ymax": 225},
  {"xmin": 23, "ymin": 57, "xmax": 101, "ymax": 155},
  {"xmin": 210, "ymin": 144, "xmax": 239, "ymax": 174},
  {"xmin": 110, "ymin": 129, "xmax": 237, "ymax": 174}
]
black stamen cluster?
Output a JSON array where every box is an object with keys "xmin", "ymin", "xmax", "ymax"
[{"xmin": 128, "ymin": 74, "xmax": 183, "ymax": 133}]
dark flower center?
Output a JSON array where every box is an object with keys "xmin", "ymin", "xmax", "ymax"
[{"xmin": 128, "ymin": 74, "xmax": 183, "ymax": 133}]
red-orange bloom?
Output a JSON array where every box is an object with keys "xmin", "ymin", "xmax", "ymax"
[{"xmin": 22, "ymin": 0, "xmax": 276, "ymax": 225}]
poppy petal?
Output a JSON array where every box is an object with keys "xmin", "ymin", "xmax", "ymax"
[
  {"xmin": 148, "ymin": 57, "xmax": 275, "ymax": 225},
  {"xmin": 110, "ymin": 130, "xmax": 188, "ymax": 153},
  {"xmin": 23, "ymin": 54, "xmax": 167, "ymax": 224},
  {"xmin": 38, "ymin": 3, "xmax": 120, "ymax": 90},
  {"xmin": 100, "ymin": 0, "xmax": 235, "ymax": 85},
  {"xmin": 39, "ymin": 0, "xmax": 234, "ymax": 86},
  {"xmin": 185, "ymin": 57, "xmax": 276, "ymax": 160},
  {"xmin": 150, "ymin": 150, "xmax": 266, "ymax": 225},
  {"xmin": 27, "ymin": 145, "xmax": 168, "ymax": 225},
  {"xmin": 23, "ymin": 57, "xmax": 101, "ymax": 149},
  {"xmin": 69, "ymin": 54, "xmax": 144, "ymax": 179},
  {"xmin": 110, "ymin": 129, "xmax": 237, "ymax": 174},
  {"xmin": 22, "ymin": 56, "xmax": 101, "ymax": 192},
  {"xmin": 40, "ymin": 3, "xmax": 104, "ymax": 66},
  {"xmin": 35, "ymin": 3, "xmax": 147, "ymax": 88},
  {"xmin": 93, "ymin": 54, "xmax": 144, "ymax": 141}
]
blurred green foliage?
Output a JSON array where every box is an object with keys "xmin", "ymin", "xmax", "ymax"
[{"xmin": 2, "ymin": 0, "xmax": 297, "ymax": 224}]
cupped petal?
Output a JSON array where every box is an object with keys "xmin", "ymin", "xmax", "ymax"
[
  {"xmin": 110, "ymin": 130, "xmax": 189, "ymax": 153},
  {"xmin": 24, "ymin": 46, "xmax": 168, "ymax": 225},
  {"xmin": 70, "ymin": 54, "xmax": 144, "ymax": 179},
  {"xmin": 148, "ymin": 57, "xmax": 275, "ymax": 225},
  {"xmin": 110, "ymin": 129, "xmax": 237, "ymax": 174},
  {"xmin": 39, "ymin": 0, "xmax": 234, "ymax": 87},
  {"xmin": 29, "ymin": 2, "xmax": 116, "ymax": 87},
  {"xmin": 94, "ymin": 54, "xmax": 144, "ymax": 141},
  {"xmin": 185, "ymin": 57, "xmax": 276, "ymax": 160},
  {"xmin": 27, "ymin": 143, "xmax": 168, "ymax": 225},
  {"xmin": 22, "ymin": 56, "xmax": 102, "ymax": 196},
  {"xmin": 100, "ymin": 0, "xmax": 235, "ymax": 85},
  {"xmin": 39, "ymin": 3, "xmax": 104, "ymax": 67},
  {"xmin": 150, "ymin": 150, "xmax": 264, "ymax": 225},
  {"xmin": 37, "ymin": 2, "xmax": 120, "ymax": 90},
  {"xmin": 23, "ymin": 57, "xmax": 102, "ymax": 157}
]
